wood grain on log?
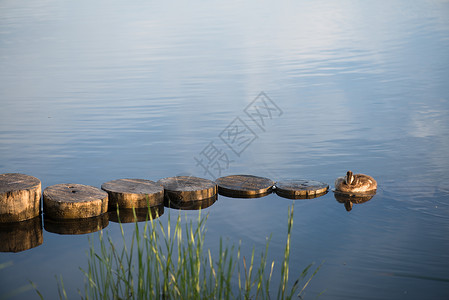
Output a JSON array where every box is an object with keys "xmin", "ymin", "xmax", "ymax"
[
  {"xmin": 43, "ymin": 184, "xmax": 108, "ymax": 219},
  {"xmin": 157, "ymin": 176, "xmax": 217, "ymax": 202},
  {"xmin": 0, "ymin": 173, "xmax": 41, "ymax": 222},
  {"xmin": 216, "ymin": 175, "xmax": 274, "ymax": 198},
  {"xmin": 275, "ymin": 180, "xmax": 328, "ymax": 199},
  {"xmin": 101, "ymin": 178, "xmax": 164, "ymax": 209}
]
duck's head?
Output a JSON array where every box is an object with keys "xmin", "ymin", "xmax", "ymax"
[{"xmin": 345, "ymin": 171, "xmax": 354, "ymax": 185}]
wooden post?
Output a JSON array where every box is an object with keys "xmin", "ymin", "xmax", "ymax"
[
  {"xmin": 43, "ymin": 184, "xmax": 108, "ymax": 219},
  {"xmin": 101, "ymin": 178, "xmax": 164, "ymax": 209},
  {"xmin": 216, "ymin": 175, "xmax": 274, "ymax": 198},
  {"xmin": 0, "ymin": 173, "xmax": 41, "ymax": 222},
  {"xmin": 275, "ymin": 180, "xmax": 329, "ymax": 199},
  {"xmin": 157, "ymin": 176, "xmax": 217, "ymax": 203}
]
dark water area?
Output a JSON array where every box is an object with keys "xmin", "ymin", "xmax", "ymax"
[{"xmin": 1, "ymin": 0, "xmax": 449, "ymax": 299}]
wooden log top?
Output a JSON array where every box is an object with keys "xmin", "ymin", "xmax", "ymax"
[
  {"xmin": 157, "ymin": 176, "xmax": 217, "ymax": 202},
  {"xmin": 44, "ymin": 184, "xmax": 107, "ymax": 203},
  {"xmin": 275, "ymin": 180, "xmax": 328, "ymax": 198},
  {"xmin": 216, "ymin": 175, "xmax": 274, "ymax": 197},
  {"xmin": 157, "ymin": 176, "xmax": 216, "ymax": 192},
  {"xmin": 0, "ymin": 173, "xmax": 41, "ymax": 193},
  {"xmin": 101, "ymin": 178, "xmax": 163, "ymax": 195}
]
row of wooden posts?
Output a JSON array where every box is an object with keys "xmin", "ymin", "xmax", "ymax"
[
  {"xmin": 0, "ymin": 173, "xmax": 333, "ymax": 224},
  {"xmin": 1, "ymin": 173, "xmax": 376, "ymax": 253}
]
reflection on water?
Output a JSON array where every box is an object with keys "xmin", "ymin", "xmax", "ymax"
[
  {"xmin": 334, "ymin": 191, "xmax": 375, "ymax": 212},
  {"xmin": 164, "ymin": 195, "xmax": 217, "ymax": 210},
  {"xmin": 0, "ymin": 216, "xmax": 43, "ymax": 252},
  {"xmin": 44, "ymin": 214, "xmax": 109, "ymax": 235},
  {"xmin": 1, "ymin": 0, "xmax": 449, "ymax": 299},
  {"xmin": 217, "ymin": 189, "xmax": 272, "ymax": 199},
  {"xmin": 109, "ymin": 205, "xmax": 164, "ymax": 223},
  {"xmin": 277, "ymin": 190, "xmax": 328, "ymax": 200}
]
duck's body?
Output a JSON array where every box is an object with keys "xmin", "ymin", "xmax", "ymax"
[{"xmin": 335, "ymin": 171, "xmax": 377, "ymax": 194}]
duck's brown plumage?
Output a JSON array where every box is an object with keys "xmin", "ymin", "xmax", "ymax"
[{"xmin": 335, "ymin": 170, "xmax": 377, "ymax": 194}]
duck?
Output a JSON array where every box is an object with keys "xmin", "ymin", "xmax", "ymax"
[{"xmin": 334, "ymin": 170, "xmax": 377, "ymax": 194}]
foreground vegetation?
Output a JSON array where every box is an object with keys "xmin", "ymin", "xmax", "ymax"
[{"xmin": 53, "ymin": 205, "xmax": 319, "ymax": 299}]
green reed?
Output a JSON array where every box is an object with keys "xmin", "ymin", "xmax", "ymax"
[{"xmin": 55, "ymin": 205, "xmax": 320, "ymax": 299}]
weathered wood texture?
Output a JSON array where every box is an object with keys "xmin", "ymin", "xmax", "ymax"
[
  {"xmin": 44, "ymin": 214, "xmax": 109, "ymax": 235},
  {"xmin": 43, "ymin": 184, "xmax": 108, "ymax": 219},
  {"xmin": 157, "ymin": 176, "xmax": 217, "ymax": 202},
  {"xmin": 216, "ymin": 175, "xmax": 274, "ymax": 197},
  {"xmin": 0, "ymin": 173, "xmax": 42, "ymax": 222},
  {"xmin": 0, "ymin": 216, "xmax": 43, "ymax": 252},
  {"xmin": 164, "ymin": 195, "xmax": 217, "ymax": 210},
  {"xmin": 275, "ymin": 180, "xmax": 329, "ymax": 199},
  {"xmin": 101, "ymin": 178, "xmax": 164, "ymax": 209},
  {"xmin": 109, "ymin": 205, "xmax": 164, "ymax": 223}
]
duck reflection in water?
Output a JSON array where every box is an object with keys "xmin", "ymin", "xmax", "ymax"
[{"xmin": 334, "ymin": 192, "xmax": 375, "ymax": 211}]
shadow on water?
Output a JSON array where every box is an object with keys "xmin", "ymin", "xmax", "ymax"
[
  {"xmin": 164, "ymin": 195, "xmax": 217, "ymax": 210},
  {"xmin": 382, "ymin": 272, "xmax": 449, "ymax": 283},
  {"xmin": 217, "ymin": 189, "xmax": 272, "ymax": 199},
  {"xmin": 0, "ymin": 216, "xmax": 43, "ymax": 253},
  {"xmin": 44, "ymin": 213, "xmax": 109, "ymax": 234},
  {"xmin": 108, "ymin": 205, "xmax": 164, "ymax": 223},
  {"xmin": 276, "ymin": 190, "xmax": 328, "ymax": 200}
]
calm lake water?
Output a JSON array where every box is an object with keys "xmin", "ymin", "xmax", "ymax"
[{"xmin": 1, "ymin": 0, "xmax": 449, "ymax": 299}]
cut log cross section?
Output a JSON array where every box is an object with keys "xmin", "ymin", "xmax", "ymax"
[
  {"xmin": 216, "ymin": 175, "xmax": 274, "ymax": 198},
  {"xmin": 101, "ymin": 178, "xmax": 164, "ymax": 209},
  {"xmin": 157, "ymin": 176, "xmax": 217, "ymax": 203},
  {"xmin": 43, "ymin": 184, "xmax": 108, "ymax": 220},
  {"xmin": 275, "ymin": 180, "xmax": 329, "ymax": 199}
]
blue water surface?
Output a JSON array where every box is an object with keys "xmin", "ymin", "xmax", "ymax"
[{"xmin": 1, "ymin": 1, "xmax": 449, "ymax": 299}]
